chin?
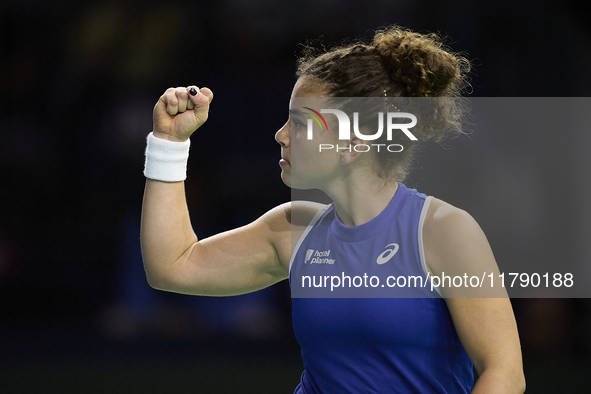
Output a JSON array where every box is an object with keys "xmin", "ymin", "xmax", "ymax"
[
  {"xmin": 280, "ymin": 172, "xmax": 292, "ymax": 187},
  {"xmin": 281, "ymin": 171, "xmax": 320, "ymax": 190},
  {"xmin": 282, "ymin": 176, "xmax": 309, "ymax": 190}
]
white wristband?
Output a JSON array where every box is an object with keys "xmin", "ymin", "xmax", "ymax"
[{"xmin": 144, "ymin": 132, "xmax": 191, "ymax": 182}]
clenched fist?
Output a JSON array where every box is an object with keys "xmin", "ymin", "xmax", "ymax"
[{"xmin": 152, "ymin": 86, "xmax": 214, "ymax": 142}]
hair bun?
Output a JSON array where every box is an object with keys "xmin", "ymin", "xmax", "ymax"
[{"xmin": 373, "ymin": 27, "xmax": 468, "ymax": 97}]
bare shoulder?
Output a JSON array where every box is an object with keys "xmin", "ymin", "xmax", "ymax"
[
  {"xmin": 257, "ymin": 201, "xmax": 328, "ymax": 230},
  {"xmin": 423, "ymin": 198, "xmax": 479, "ymax": 243},
  {"xmin": 257, "ymin": 201, "xmax": 328, "ymax": 269},
  {"xmin": 422, "ymin": 198, "xmax": 500, "ymax": 285},
  {"xmin": 290, "ymin": 201, "xmax": 329, "ymax": 227}
]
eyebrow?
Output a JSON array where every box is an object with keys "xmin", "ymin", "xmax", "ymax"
[{"xmin": 289, "ymin": 108, "xmax": 304, "ymax": 117}]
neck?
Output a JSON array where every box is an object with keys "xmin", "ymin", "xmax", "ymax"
[{"xmin": 323, "ymin": 169, "xmax": 399, "ymax": 227}]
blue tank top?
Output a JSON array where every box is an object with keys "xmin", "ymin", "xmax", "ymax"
[{"xmin": 290, "ymin": 183, "xmax": 474, "ymax": 393}]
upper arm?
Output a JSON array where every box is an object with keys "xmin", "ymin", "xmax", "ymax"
[
  {"xmin": 150, "ymin": 203, "xmax": 292, "ymax": 296},
  {"xmin": 423, "ymin": 199, "xmax": 524, "ymax": 389},
  {"xmin": 150, "ymin": 201, "xmax": 325, "ymax": 297}
]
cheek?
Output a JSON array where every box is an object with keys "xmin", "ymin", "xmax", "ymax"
[
  {"xmin": 291, "ymin": 129, "xmax": 340, "ymax": 174},
  {"xmin": 291, "ymin": 141, "xmax": 315, "ymax": 165},
  {"xmin": 293, "ymin": 126, "xmax": 306, "ymax": 140}
]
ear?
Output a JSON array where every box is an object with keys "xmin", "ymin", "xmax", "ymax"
[{"xmin": 339, "ymin": 134, "xmax": 367, "ymax": 165}]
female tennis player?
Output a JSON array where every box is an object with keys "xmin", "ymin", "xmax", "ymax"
[{"xmin": 141, "ymin": 26, "xmax": 525, "ymax": 393}]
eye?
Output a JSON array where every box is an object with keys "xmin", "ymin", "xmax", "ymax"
[
  {"xmin": 292, "ymin": 119, "xmax": 307, "ymax": 139},
  {"xmin": 292, "ymin": 119, "xmax": 304, "ymax": 129}
]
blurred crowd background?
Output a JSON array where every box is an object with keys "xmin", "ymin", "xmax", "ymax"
[{"xmin": 1, "ymin": 0, "xmax": 591, "ymax": 392}]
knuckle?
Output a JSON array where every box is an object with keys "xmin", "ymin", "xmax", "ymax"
[{"xmin": 164, "ymin": 92, "xmax": 176, "ymax": 103}]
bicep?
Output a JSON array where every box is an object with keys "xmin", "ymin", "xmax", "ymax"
[{"xmin": 151, "ymin": 204, "xmax": 292, "ymax": 296}]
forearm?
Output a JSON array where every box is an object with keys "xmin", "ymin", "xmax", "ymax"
[
  {"xmin": 471, "ymin": 368, "xmax": 525, "ymax": 394},
  {"xmin": 140, "ymin": 179, "xmax": 198, "ymax": 286}
]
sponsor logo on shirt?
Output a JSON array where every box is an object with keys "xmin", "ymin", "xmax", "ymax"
[
  {"xmin": 376, "ymin": 243, "xmax": 399, "ymax": 265},
  {"xmin": 305, "ymin": 249, "xmax": 336, "ymax": 265}
]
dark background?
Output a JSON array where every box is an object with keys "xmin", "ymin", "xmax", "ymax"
[{"xmin": 1, "ymin": 0, "xmax": 590, "ymax": 392}]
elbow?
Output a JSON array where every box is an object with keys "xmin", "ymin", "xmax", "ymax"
[
  {"xmin": 517, "ymin": 372, "xmax": 526, "ymax": 394},
  {"xmin": 507, "ymin": 363, "xmax": 526, "ymax": 393},
  {"xmin": 142, "ymin": 254, "xmax": 179, "ymax": 291},
  {"xmin": 145, "ymin": 271, "xmax": 168, "ymax": 291},
  {"xmin": 144, "ymin": 265, "xmax": 192, "ymax": 294},
  {"xmin": 144, "ymin": 265, "xmax": 177, "ymax": 291},
  {"xmin": 506, "ymin": 369, "xmax": 527, "ymax": 394},
  {"xmin": 474, "ymin": 364, "xmax": 526, "ymax": 393}
]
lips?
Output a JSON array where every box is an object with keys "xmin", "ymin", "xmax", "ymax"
[{"xmin": 280, "ymin": 150, "xmax": 290, "ymax": 165}]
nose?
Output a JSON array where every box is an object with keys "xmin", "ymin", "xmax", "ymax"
[{"xmin": 275, "ymin": 120, "xmax": 290, "ymax": 147}]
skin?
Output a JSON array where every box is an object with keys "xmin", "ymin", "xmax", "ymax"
[{"xmin": 140, "ymin": 81, "xmax": 525, "ymax": 393}]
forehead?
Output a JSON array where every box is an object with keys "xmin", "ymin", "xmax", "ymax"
[{"xmin": 289, "ymin": 78, "xmax": 329, "ymax": 111}]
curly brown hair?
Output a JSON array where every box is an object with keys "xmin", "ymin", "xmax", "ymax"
[{"xmin": 296, "ymin": 26, "xmax": 471, "ymax": 181}]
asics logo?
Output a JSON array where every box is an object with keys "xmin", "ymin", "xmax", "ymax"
[{"xmin": 376, "ymin": 243, "xmax": 399, "ymax": 265}]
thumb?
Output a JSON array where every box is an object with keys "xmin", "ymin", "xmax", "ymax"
[
  {"xmin": 199, "ymin": 87, "xmax": 214, "ymax": 103},
  {"xmin": 187, "ymin": 86, "xmax": 213, "ymax": 108}
]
